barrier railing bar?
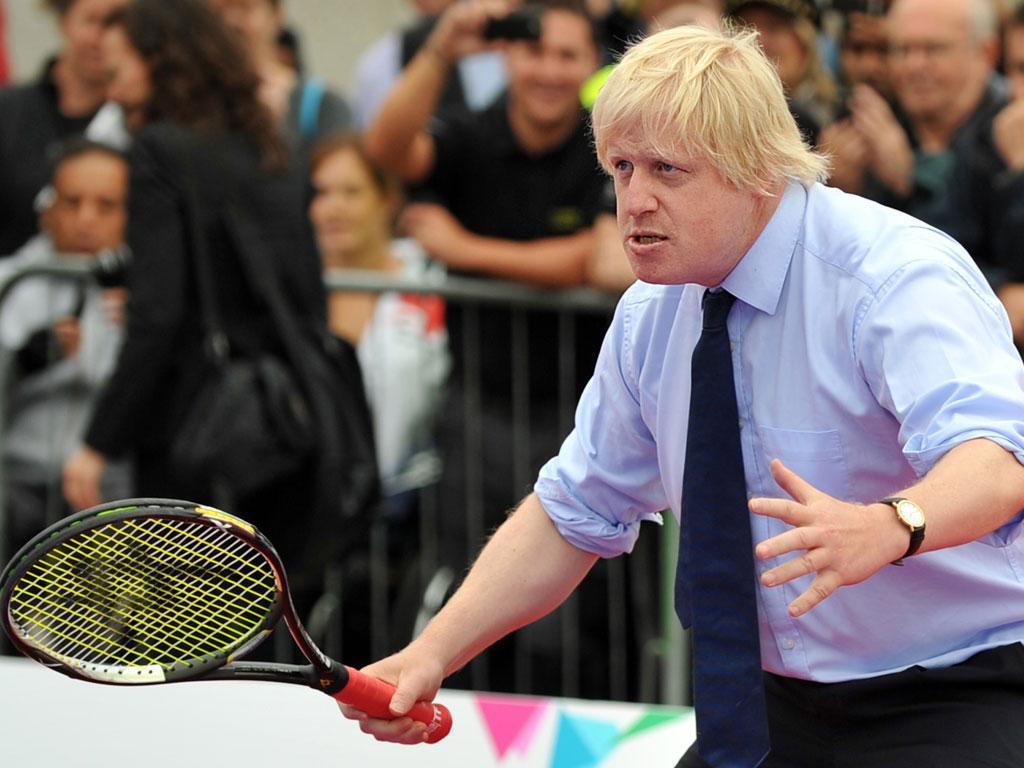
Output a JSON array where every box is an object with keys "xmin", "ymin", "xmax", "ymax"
[{"xmin": 0, "ymin": 261, "xmax": 686, "ymax": 707}]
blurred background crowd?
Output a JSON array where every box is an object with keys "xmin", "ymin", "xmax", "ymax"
[{"xmin": 0, "ymin": 0, "xmax": 1022, "ymax": 702}]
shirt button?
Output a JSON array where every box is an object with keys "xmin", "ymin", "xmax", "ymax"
[{"xmin": 782, "ymin": 638, "xmax": 796, "ymax": 651}]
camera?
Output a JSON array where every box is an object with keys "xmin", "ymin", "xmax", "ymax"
[
  {"xmin": 829, "ymin": 0, "xmax": 887, "ymax": 15},
  {"xmin": 93, "ymin": 244, "xmax": 133, "ymax": 287},
  {"xmin": 482, "ymin": 7, "xmax": 542, "ymax": 41}
]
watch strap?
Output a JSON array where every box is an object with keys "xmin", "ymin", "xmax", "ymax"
[{"xmin": 880, "ymin": 496, "xmax": 925, "ymax": 565}]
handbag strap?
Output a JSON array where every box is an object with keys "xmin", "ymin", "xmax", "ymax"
[{"xmin": 181, "ymin": 152, "xmax": 230, "ymax": 364}]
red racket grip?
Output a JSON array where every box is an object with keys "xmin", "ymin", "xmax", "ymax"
[{"xmin": 336, "ymin": 666, "xmax": 452, "ymax": 743}]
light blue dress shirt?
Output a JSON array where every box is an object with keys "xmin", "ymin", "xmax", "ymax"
[{"xmin": 535, "ymin": 182, "xmax": 1024, "ymax": 683}]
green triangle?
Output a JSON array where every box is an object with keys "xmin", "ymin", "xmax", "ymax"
[{"xmin": 618, "ymin": 711, "xmax": 687, "ymax": 743}]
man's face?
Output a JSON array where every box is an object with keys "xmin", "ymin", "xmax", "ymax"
[
  {"xmin": 603, "ymin": 128, "xmax": 765, "ymax": 287},
  {"xmin": 840, "ymin": 11, "xmax": 891, "ymax": 96},
  {"xmin": 887, "ymin": 0, "xmax": 993, "ymax": 123},
  {"xmin": 505, "ymin": 9, "xmax": 599, "ymax": 132},
  {"xmin": 45, "ymin": 151, "xmax": 128, "ymax": 255},
  {"xmin": 60, "ymin": 0, "xmax": 127, "ymax": 86},
  {"xmin": 1005, "ymin": 24, "xmax": 1024, "ymax": 100}
]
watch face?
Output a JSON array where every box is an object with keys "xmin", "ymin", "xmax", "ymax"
[{"xmin": 896, "ymin": 500, "xmax": 925, "ymax": 528}]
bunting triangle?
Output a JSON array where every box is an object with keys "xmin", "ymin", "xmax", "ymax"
[
  {"xmin": 618, "ymin": 710, "xmax": 687, "ymax": 743},
  {"xmin": 550, "ymin": 710, "xmax": 620, "ymax": 768},
  {"xmin": 475, "ymin": 694, "xmax": 549, "ymax": 760}
]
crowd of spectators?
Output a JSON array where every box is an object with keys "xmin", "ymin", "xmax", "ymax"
[{"xmin": 1, "ymin": 0, "xmax": 1023, "ymax": 689}]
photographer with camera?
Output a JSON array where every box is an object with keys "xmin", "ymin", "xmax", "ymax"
[
  {"xmin": 364, "ymin": 0, "xmax": 612, "ymax": 695},
  {"xmin": 365, "ymin": 0, "xmax": 605, "ymax": 288}
]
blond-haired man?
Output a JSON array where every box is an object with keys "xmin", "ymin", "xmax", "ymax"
[{"xmin": 341, "ymin": 23, "xmax": 1024, "ymax": 767}]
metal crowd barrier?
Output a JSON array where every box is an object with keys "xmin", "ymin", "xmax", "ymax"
[{"xmin": 0, "ymin": 260, "xmax": 689, "ymax": 706}]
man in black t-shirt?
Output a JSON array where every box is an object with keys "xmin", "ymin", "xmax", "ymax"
[
  {"xmin": 366, "ymin": 0, "xmax": 604, "ymax": 288},
  {"xmin": 365, "ymin": 0, "xmax": 613, "ymax": 697},
  {"xmin": 0, "ymin": 0, "xmax": 124, "ymax": 257}
]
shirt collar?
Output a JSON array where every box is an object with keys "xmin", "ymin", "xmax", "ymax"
[{"xmin": 721, "ymin": 181, "xmax": 807, "ymax": 317}]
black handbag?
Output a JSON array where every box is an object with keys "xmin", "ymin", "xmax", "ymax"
[{"xmin": 168, "ymin": 169, "xmax": 314, "ymax": 497}]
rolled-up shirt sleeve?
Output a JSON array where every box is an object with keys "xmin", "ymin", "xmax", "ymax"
[
  {"xmin": 535, "ymin": 291, "xmax": 667, "ymax": 557},
  {"xmin": 856, "ymin": 232, "xmax": 1024, "ymax": 476}
]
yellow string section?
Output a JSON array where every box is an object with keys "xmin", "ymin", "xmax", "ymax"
[{"xmin": 7, "ymin": 516, "xmax": 277, "ymax": 670}]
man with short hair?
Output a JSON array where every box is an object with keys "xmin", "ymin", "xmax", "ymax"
[
  {"xmin": 1004, "ymin": 4, "xmax": 1024, "ymax": 97},
  {"xmin": 988, "ymin": 4, "xmax": 1024, "ymax": 345},
  {"xmin": 0, "ymin": 139, "xmax": 130, "ymax": 554},
  {"xmin": 0, "ymin": 0, "xmax": 127, "ymax": 256},
  {"xmin": 342, "ymin": 22, "xmax": 1024, "ymax": 767},
  {"xmin": 366, "ymin": 0, "xmax": 603, "ymax": 287},
  {"xmin": 365, "ymin": 0, "xmax": 623, "ymax": 697},
  {"xmin": 365, "ymin": 0, "xmax": 611, "ymax": 697},
  {"xmin": 827, "ymin": 0, "xmax": 1024, "ymax": 288}
]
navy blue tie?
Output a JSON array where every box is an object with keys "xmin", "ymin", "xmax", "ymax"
[{"xmin": 676, "ymin": 289, "xmax": 770, "ymax": 768}]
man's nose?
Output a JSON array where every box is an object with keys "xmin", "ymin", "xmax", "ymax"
[{"xmin": 621, "ymin": 175, "xmax": 658, "ymax": 217}]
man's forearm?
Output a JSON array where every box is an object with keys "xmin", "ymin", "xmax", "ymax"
[
  {"xmin": 363, "ymin": 44, "xmax": 450, "ymax": 182},
  {"xmin": 884, "ymin": 438, "xmax": 1024, "ymax": 555},
  {"xmin": 408, "ymin": 493, "xmax": 598, "ymax": 678},
  {"xmin": 447, "ymin": 229, "xmax": 596, "ymax": 287}
]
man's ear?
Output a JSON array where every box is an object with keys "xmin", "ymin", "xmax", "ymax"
[{"xmin": 981, "ymin": 37, "xmax": 999, "ymax": 70}]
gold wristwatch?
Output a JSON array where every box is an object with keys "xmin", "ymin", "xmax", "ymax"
[{"xmin": 880, "ymin": 496, "xmax": 925, "ymax": 566}]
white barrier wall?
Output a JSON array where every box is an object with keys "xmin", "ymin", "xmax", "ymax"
[{"xmin": 0, "ymin": 657, "xmax": 695, "ymax": 767}]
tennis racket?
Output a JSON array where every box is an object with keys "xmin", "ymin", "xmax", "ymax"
[{"xmin": 0, "ymin": 498, "xmax": 452, "ymax": 742}]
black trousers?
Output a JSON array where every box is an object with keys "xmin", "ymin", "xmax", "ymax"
[{"xmin": 676, "ymin": 643, "xmax": 1024, "ymax": 768}]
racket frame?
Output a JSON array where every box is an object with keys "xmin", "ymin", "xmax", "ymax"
[
  {"xmin": 1, "ymin": 498, "xmax": 450, "ymax": 741},
  {"xmin": 0, "ymin": 499, "xmax": 346, "ymax": 692}
]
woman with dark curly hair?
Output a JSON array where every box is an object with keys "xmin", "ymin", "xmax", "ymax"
[{"xmin": 62, "ymin": 0, "xmax": 338, "ymax": 593}]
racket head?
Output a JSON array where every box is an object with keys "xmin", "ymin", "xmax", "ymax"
[{"xmin": 0, "ymin": 498, "xmax": 287, "ymax": 686}]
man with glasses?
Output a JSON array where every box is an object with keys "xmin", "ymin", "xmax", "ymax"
[
  {"xmin": 825, "ymin": 0, "xmax": 1024, "ymax": 291},
  {"xmin": 987, "ymin": 3, "xmax": 1024, "ymax": 346}
]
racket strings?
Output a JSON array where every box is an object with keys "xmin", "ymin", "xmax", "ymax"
[
  {"xmin": 8, "ymin": 517, "xmax": 277, "ymax": 670},
  {"xmin": 13, "ymin": 520, "xmax": 272, "ymax": 666},
  {"xmin": 20, "ymin": 520, "xmax": 273, "ymax": 664},
  {"xmin": 19, "ymin": 522, "xmax": 267, "ymax": 664}
]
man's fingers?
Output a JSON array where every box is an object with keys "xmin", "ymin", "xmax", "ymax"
[
  {"xmin": 358, "ymin": 715, "xmax": 428, "ymax": 744},
  {"xmin": 748, "ymin": 496, "xmax": 805, "ymax": 526},
  {"xmin": 755, "ymin": 525, "xmax": 820, "ymax": 563},
  {"xmin": 760, "ymin": 547, "xmax": 823, "ymax": 586},
  {"xmin": 768, "ymin": 459, "xmax": 819, "ymax": 504},
  {"xmin": 389, "ymin": 681, "xmax": 421, "ymax": 717},
  {"xmin": 336, "ymin": 702, "xmax": 365, "ymax": 721},
  {"xmin": 788, "ymin": 571, "xmax": 842, "ymax": 617}
]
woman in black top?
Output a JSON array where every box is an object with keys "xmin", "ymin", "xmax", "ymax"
[{"xmin": 61, "ymin": 0, "xmax": 332, "ymax": 588}]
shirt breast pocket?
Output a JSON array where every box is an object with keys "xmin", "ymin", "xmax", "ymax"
[{"xmin": 758, "ymin": 426, "xmax": 853, "ymax": 501}]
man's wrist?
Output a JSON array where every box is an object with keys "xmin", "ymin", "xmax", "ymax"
[
  {"xmin": 878, "ymin": 497, "xmax": 926, "ymax": 564},
  {"xmin": 421, "ymin": 44, "xmax": 454, "ymax": 71},
  {"xmin": 869, "ymin": 502, "xmax": 912, "ymax": 564}
]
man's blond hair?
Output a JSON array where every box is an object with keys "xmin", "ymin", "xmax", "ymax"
[{"xmin": 591, "ymin": 23, "xmax": 829, "ymax": 194}]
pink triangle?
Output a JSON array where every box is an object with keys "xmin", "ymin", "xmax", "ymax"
[{"xmin": 475, "ymin": 694, "xmax": 550, "ymax": 760}]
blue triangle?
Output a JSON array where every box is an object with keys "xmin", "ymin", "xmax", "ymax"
[{"xmin": 550, "ymin": 710, "xmax": 620, "ymax": 768}]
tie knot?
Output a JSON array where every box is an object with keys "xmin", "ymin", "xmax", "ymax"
[{"xmin": 702, "ymin": 289, "xmax": 736, "ymax": 330}]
